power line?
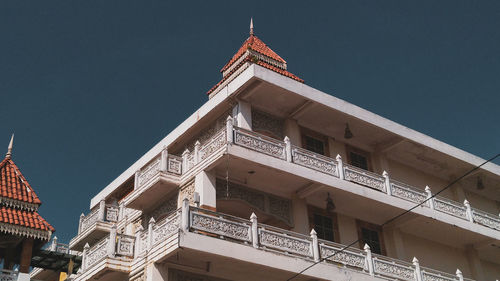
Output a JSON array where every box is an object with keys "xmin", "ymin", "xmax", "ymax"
[{"xmin": 286, "ymin": 152, "xmax": 500, "ymax": 281}]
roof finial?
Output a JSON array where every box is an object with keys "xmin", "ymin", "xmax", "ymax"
[
  {"xmin": 6, "ymin": 134, "xmax": 14, "ymax": 159},
  {"xmin": 250, "ymin": 18, "xmax": 254, "ymax": 35}
]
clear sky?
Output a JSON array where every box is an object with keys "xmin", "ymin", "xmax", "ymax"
[{"xmin": 1, "ymin": 1, "xmax": 499, "ymax": 243}]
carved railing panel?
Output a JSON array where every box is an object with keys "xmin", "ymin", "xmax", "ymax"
[
  {"xmin": 372, "ymin": 256, "xmax": 415, "ymax": 280},
  {"xmin": 167, "ymin": 155, "xmax": 182, "ymax": 175},
  {"xmin": 390, "ymin": 180, "xmax": 427, "ymax": 204},
  {"xmin": 185, "ymin": 207, "xmax": 473, "ymax": 281},
  {"xmin": 152, "ymin": 211, "xmax": 180, "ymax": 247},
  {"xmin": 0, "ymin": 270, "xmax": 17, "ymax": 281},
  {"xmin": 472, "ymin": 208, "xmax": 500, "ymax": 230},
  {"xmin": 259, "ymin": 227, "xmax": 312, "ymax": 257},
  {"xmin": 344, "ymin": 164, "xmax": 386, "ymax": 192},
  {"xmin": 85, "ymin": 237, "xmax": 109, "ymax": 270},
  {"xmin": 434, "ymin": 196, "xmax": 467, "ymax": 220},
  {"xmin": 319, "ymin": 243, "xmax": 366, "ymax": 269},
  {"xmin": 80, "ymin": 208, "xmax": 99, "ymax": 233},
  {"xmin": 234, "ymin": 128, "xmax": 286, "ymax": 160},
  {"xmin": 421, "ymin": 269, "xmax": 458, "ymax": 281},
  {"xmin": 190, "ymin": 209, "xmax": 251, "ymax": 242},
  {"xmin": 292, "ymin": 146, "xmax": 338, "ymax": 177},
  {"xmin": 138, "ymin": 157, "xmax": 161, "ymax": 187},
  {"xmin": 105, "ymin": 205, "xmax": 119, "ymax": 222},
  {"xmin": 116, "ymin": 234, "xmax": 135, "ymax": 256},
  {"xmin": 199, "ymin": 129, "xmax": 227, "ymax": 161},
  {"xmin": 138, "ymin": 232, "xmax": 148, "ymax": 255}
]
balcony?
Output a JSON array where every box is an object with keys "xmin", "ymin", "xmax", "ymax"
[
  {"xmin": 124, "ymin": 151, "xmax": 182, "ymax": 210},
  {"xmin": 131, "ymin": 202, "xmax": 475, "ymax": 281},
  {"xmin": 76, "ymin": 228, "xmax": 135, "ymax": 281},
  {"xmin": 125, "ymin": 126, "xmax": 228, "ymax": 210},
  {"xmin": 229, "ymin": 126, "xmax": 500, "ymax": 234},
  {"xmin": 69, "ymin": 202, "xmax": 119, "ymax": 251}
]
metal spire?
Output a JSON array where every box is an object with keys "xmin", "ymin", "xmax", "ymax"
[
  {"xmin": 250, "ymin": 18, "xmax": 254, "ymax": 35},
  {"xmin": 5, "ymin": 134, "xmax": 14, "ymax": 158}
]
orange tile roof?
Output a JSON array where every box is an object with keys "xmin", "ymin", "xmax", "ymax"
[
  {"xmin": 221, "ymin": 35, "xmax": 286, "ymax": 73},
  {"xmin": 208, "ymin": 34, "xmax": 303, "ymax": 96},
  {"xmin": 0, "ymin": 157, "xmax": 41, "ymax": 204},
  {"xmin": 0, "ymin": 206, "xmax": 54, "ymax": 232}
]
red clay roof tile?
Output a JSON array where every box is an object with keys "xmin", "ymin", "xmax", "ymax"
[
  {"xmin": 0, "ymin": 158, "xmax": 41, "ymax": 204},
  {"xmin": 0, "ymin": 206, "xmax": 54, "ymax": 232}
]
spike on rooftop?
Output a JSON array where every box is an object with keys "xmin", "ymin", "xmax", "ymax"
[
  {"xmin": 207, "ymin": 19, "xmax": 304, "ymax": 96},
  {"xmin": 0, "ymin": 135, "xmax": 54, "ymax": 241}
]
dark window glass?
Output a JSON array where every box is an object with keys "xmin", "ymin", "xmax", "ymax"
[
  {"xmin": 350, "ymin": 151, "xmax": 368, "ymax": 170},
  {"xmin": 314, "ymin": 213, "xmax": 334, "ymax": 242},
  {"xmin": 305, "ymin": 135, "xmax": 325, "ymax": 155},
  {"xmin": 361, "ymin": 228, "xmax": 382, "ymax": 254}
]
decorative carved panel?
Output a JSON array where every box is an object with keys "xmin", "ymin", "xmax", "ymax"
[
  {"xmin": 252, "ymin": 109, "xmax": 284, "ymax": 139},
  {"xmin": 215, "ymin": 179, "xmax": 292, "ymax": 225}
]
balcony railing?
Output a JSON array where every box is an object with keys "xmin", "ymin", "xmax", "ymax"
[
  {"xmin": 129, "ymin": 117, "xmax": 500, "ymax": 236},
  {"xmin": 0, "ymin": 269, "xmax": 18, "ymax": 281},
  {"xmin": 81, "ymin": 228, "xmax": 135, "ymax": 272},
  {"xmin": 78, "ymin": 202, "xmax": 119, "ymax": 235},
  {"xmin": 134, "ymin": 201, "xmax": 474, "ymax": 281},
  {"xmin": 228, "ymin": 125, "xmax": 500, "ymax": 233}
]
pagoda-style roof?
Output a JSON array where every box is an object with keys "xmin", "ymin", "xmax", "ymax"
[
  {"xmin": 1, "ymin": 158, "xmax": 41, "ymax": 208},
  {"xmin": 0, "ymin": 135, "xmax": 54, "ymax": 241},
  {"xmin": 207, "ymin": 20, "xmax": 303, "ymax": 96}
]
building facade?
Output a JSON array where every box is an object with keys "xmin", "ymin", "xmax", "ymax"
[{"xmin": 35, "ymin": 25, "xmax": 500, "ymax": 281}]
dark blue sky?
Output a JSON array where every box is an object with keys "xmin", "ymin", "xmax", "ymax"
[{"xmin": 1, "ymin": 1, "xmax": 499, "ymax": 243}]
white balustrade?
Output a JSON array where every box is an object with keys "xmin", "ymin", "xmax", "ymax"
[
  {"xmin": 258, "ymin": 226, "xmax": 312, "ymax": 257},
  {"xmin": 151, "ymin": 211, "xmax": 181, "ymax": 247},
  {"xmin": 0, "ymin": 269, "xmax": 18, "ymax": 281},
  {"xmin": 434, "ymin": 196, "xmax": 468, "ymax": 220},
  {"xmin": 391, "ymin": 180, "xmax": 428, "ymax": 204},
  {"xmin": 185, "ymin": 206, "xmax": 475, "ymax": 281},
  {"xmin": 472, "ymin": 208, "xmax": 500, "ymax": 230},
  {"xmin": 230, "ymin": 129, "xmax": 500, "ymax": 233},
  {"xmin": 344, "ymin": 164, "xmax": 386, "ymax": 192},
  {"xmin": 292, "ymin": 146, "xmax": 338, "ymax": 176},
  {"xmin": 233, "ymin": 127, "xmax": 286, "ymax": 159},
  {"xmin": 198, "ymin": 128, "xmax": 227, "ymax": 161}
]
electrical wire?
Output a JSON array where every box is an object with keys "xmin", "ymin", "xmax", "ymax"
[{"xmin": 286, "ymin": 152, "xmax": 500, "ymax": 281}]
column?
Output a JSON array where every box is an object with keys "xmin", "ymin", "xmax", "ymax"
[
  {"xmin": 291, "ymin": 194, "xmax": 309, "ymax": 235},
  {"xmin": 465, "ymin": 245, "xmax": 485, "ymax": 280},
  {"xmin": 19, "ymin": 238, "xmax": 34, "ymax": 273},
  {"xmin": 195, "ymin": 170, "xmax": 217, "ymax": 210},
  {"xmin": 237, "ymin": 100, "xmax": 252, "ymax": 130},
  {"xmin": 145, "ymin": 263, "xmax": 165, "ymax": 281},
  {"xmin": 284, "ymin": 118, "xmax": 301, "ymax": 146}
]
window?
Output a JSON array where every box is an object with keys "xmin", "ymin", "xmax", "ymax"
[
  {"xmin": 314, "ymin": 213, "xmax": 335, "ymax": 241},
  {"xmin": 304, "ymin": 135, "xmax": 325, "ymax": 155},
  {"xmin": 346, "ymin": 146, "xmax": 372, "ymax": 171},
  {"xmin": 301, "ymin": 127, "xmax": 329, "ymax": 156},
  {"xmin": 356, "ymin": 220, "xmax": 385, "ymax": 255},
  {"xmin": 308, "ymin": 206, "xmax": 339, "ymax": 243}
]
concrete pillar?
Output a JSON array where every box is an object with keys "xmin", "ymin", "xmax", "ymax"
[
  {"xmin": 291, "ymin": 194, "xmax": 309, "ymax": 235},
  {"xmin": 195, "ymin": 170, "xmax": 217, "ymax": 210},
  {"xmin": 145, "ymin": 263, "xmax": 164, "ymax": 281},
  {"xmin": 284, "ymin": 118, "xmax": 301, "ymax": 146},
  {"xmin": 391, "ymin": 228, "xmax": 406, "ymax": 260},
  {"xmin": 465, "ymin": 245, "xmax": 485, "ymax": 280},
  {"xmin": 237, "ymin": 100, "xmax": 252, "ymax": 130}
]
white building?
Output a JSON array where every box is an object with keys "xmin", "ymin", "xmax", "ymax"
[{"xmin": 34, "ymin": 23, "xmax": 500, "ymax": 281}]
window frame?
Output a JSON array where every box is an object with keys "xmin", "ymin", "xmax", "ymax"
[
  {"xmin": 346, "ymin": 145, "xmax": 373, "ymax": 171},
  {"xmin": 300, "ymin": 127, "xmax": 330, "ymax": 156},
  {"xmin": 308, "ymin": 205, "xmax": 340, "ymax": 243},
  {"xmin": 356, "ymin": 220, "xmax": 386, "ymax": 255}
]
